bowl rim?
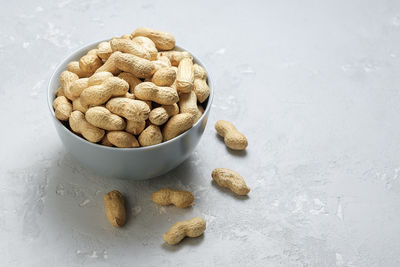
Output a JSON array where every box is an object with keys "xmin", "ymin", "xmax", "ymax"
[{"xmin": 47, "ymin": 40, "xmax": 214, "ymax": 151}]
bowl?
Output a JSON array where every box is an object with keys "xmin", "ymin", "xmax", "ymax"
[{"xmin": 47, "ymin": 40, "xmax": 213, "ymax": 180}]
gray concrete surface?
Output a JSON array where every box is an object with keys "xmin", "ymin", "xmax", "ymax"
[{"xmin": 1, "ymin": 0, "xmax": 400, "ymax": 266}]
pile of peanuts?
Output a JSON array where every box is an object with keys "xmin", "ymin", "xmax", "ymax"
[
  {"xmin": 54, "ymin": 27, "xmax": 251, "ymax": 245},
  {"xmin": 53, "ymin": 27, "xmax": 210, "ymax": 148}
]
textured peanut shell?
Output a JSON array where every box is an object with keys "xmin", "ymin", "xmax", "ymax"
[
  {"xmin": 97, "ymin": 41, "xmax": 113, "ymax": 60},
  {"xmin": 153, "ymin": 55, "xmax": 172, "ymax": 71},
  {"xmin": 87, "ymin": 48, "xmax": 99, "ymax": 56},
  {"xmin": 104, "ymin": 190, "xmax": 126, "ymax": 227},
  {"xmin": 70, "ymin": 78, "xmax": 89, "ymax": 97},
  {"xmin": 118, "ymin": 72, "xmax": 142, "ymax": 93},
  {"xmin": 67, "ymin": 61, "xmax": 91, "ymax": 78},
  {"xmin": 193, "ymin": 79, "xmax": 210, "ymax": 104},
  {"xmin": 163, "ymin": 217, "xmax": 206, "ymax": 245},
  {"xmin": 114, "ymin": 52, "xmax": 156, "ymax": 79},
  {"xmin": 95, "ymin": 52, "xmax": 121, "ymax": 75},
  {"xmin": 152, "ymin": 188, "xmax": 194, "ymax": 208},
  {"xmin": 131, "ymin": 36, "xmax": 154, "ymax": 46},
  {"xmin": 179, "ymin": 91, "xmax": 198, "ymax": 116},
  {"xmin": 125, "ymin": 120, "xmax": 146, "ymax": 135},
  {"xmin": 170, "ymin": 79, "xmax": 177, "ymax": 92},
  {"xmin": 211, "ymin": 168, "xmax": 250, "ymax": 195},
  {"xmin": 56, "ymin": 87, "xmax": 65, "ymax": 97},
  {"xmin": 158, "ymin": 51, "xmax": 192, "ymax": 66},
  {"xmin": 193, "ymin": 63, "xmax": 207, "ymax": 80},
  {"xmin": 215, "ymin": 120, "xmax": 248, "ymax": 150},
  {"xmin": 152, "ymin": 67, "xmax": 176, "ymax": 86},
  {"xmin": 163, "ymin": 113, "xmax": 195, "ymax": 141},
  {"xmin": 176, "ymin": 58, "xmax": 194, "ymax": 93},
  {"xmin": 110, "ymin": 38, "xmax": 151, "ymax": 60},
  {"xmin": 85, "ymin": 106, "xmax": 126, "ymax": 131},
  {"xmin": 53, "ymin": 96, "xmax": 72, "ymax": 121},
  {"xmin": 171, "ymin": 66, "xmax": 178, "ymax": 74},
  {"xmin": 138, "ymin": 125, "xmax": 162, "ymax": 147},
  {"xmin": 149, "ymin": 104, "xmax": 179, "ymax": 125},
  {"xmin": 106, "ymin": 97, "xmax": 150, "ymax": 121},
  {"xmin": 193, "ymin": 64, "xmax": 210, "ymax": 103},
  {"xmin": 80, "ymin": 77, "xmax": 129, "ymax": 106},
  {"xmin": 79, "ymin": 54, "xmax": 103, "ymax": 73},
  {"xmin": 132, "ymin": 27, "xmax": 175, "ymax": 50},
  {"xmin": 101, "ymin": 134, "xmax": 114, "ymax": 147},
  {"xmin": 60, "ymin": 71, "xmax": 79, "ymax": 100},
  {"xmin": 131, "ymin": 36, "xmax": 158, "ymax": 60},
  {"xmin": 88, "ymin": 71, "xmax": 113, "ymax": 86},
  {"xmin": 80, "ymin": 85, "xmax": 113, "ymax": 106},
  {"xmin": 134, "ymin": 82, "xmax": 178, "ymax": 105},
  {"xmin": 72, "ymin": 97, "xmax": 88, "ymax": 113},
  {"xmin": 124, "ymin": 92, "xmax": 135, "ymax": 99},
  {"xmin": 120, "ymin": 34, "xmax": 131, "ymax": 39},
  {"xmin": 69, "ymin": 111, "xmax": 105, "ymax": 143},
  {"xmin": 169, "ymin": 67, "xmax": 178, "ymax": 92},
  {"xmin": 107, "ymin": 131, "xmax": 139, "ymax": 148}
]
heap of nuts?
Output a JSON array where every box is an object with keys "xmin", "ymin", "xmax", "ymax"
[
  {"xmin": 53, "ymin": 27, "xmax": 210, "ymax": 148},
  {"xmin": 53, "ymin": 27, "xmax": 252, "ymax": 246}
]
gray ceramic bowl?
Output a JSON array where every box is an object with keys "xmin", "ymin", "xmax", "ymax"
[{"xmin": 47, "ymin": 41, "xmax": 213, "ymax": 180}]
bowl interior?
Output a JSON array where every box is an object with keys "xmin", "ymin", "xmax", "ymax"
[{"xmin": 47, "ymin": 41, "xmax": 214, "ymax": 151}]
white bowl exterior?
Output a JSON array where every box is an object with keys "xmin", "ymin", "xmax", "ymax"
[{"xmin": 48, "ymin": 41, "xmax": 213, "ymax": 180}]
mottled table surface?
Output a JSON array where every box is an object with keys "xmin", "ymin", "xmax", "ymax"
[{"xmin": 1, "ymin": 0, "xmax": 400, "ymax": 266}]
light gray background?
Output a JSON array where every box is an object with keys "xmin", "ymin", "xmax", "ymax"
[{"xmin": 1, "ymin": 0, "xmax": 400, "ymax": 266}]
